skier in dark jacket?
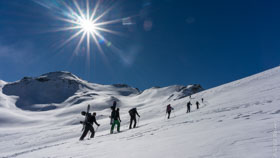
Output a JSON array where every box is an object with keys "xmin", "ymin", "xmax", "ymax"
[
  {"xmin": 129, "ymin": 108, "xmax": 140, "ymax": 129},
  {"xmin": 166, "ymin": 104, "xmax": 174, "ymax": 119},
  {"xmin": 196, "ymin": 101, "xmax": 200, "ymax": 109},
  {"xmin": 79, "ymin": 112, "xmax": 100, "ymax": 141},
  {"xmin": 186, "ymin": 101, "xmax": 192, "ymax": 113},
  {"xmin": 110, "ymin": 104, "xmax": 121, "ymax": 134},
  {"xmin": 201, "ymin": 98, "xmax": 204, "ymax": 103}
]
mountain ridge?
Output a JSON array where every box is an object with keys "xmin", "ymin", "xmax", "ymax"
[{"xmin": 1, "ymin": 71, "xmax": 203, "ymax": 111}]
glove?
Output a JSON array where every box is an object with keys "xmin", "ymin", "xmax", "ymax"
[
  {"xmin": 80, "ymin": 121, "xmax": 83, "ymax": 124},
  {"xmin": 120, "ymin": 120, "xmax": 122, "ymax": 122},
  {"xmin": 98, "ymin": 124, "xmax": 100, "ymax": 126}
]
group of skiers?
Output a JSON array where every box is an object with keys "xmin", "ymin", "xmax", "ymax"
[
  {"xmin": 79, "ymin": 101, "xmax": 140, "ymax": 141},
  {"xmin": 79, "ymin": 97, "xmax": 204, "ymax": 141},
  {"xmin": 166, "ymin": 97, "xmax": 204, "ymax": 119}
]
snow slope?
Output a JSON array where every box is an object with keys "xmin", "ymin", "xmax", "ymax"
[{"xmin": 0, "ymin": 67, "xmax": 279, "ymax": 158}]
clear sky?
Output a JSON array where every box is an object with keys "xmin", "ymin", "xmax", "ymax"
[{"xmin": 0, "ymin": 0, "xmax": 279, "ymax": 90}]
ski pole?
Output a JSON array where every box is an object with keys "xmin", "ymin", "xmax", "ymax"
[
  {"xmin": 88, "ymin": 133, "xmax": 90, "ymax": 139},
  {"xmin": 87, "ymin": 127, "xmax": 91, "ymax": 139},
  {"xmin": 138, "ymin": 116, "xmax": 140, "ymax": 127},
  {"xmin": 173, "ymin": 110, "xmax": 176, "ymax": 117},
  {"xmin": 96, "ymin": 126, "xmax": 99, "ymax": 132}
]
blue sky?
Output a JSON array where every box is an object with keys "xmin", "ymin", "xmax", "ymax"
[{"xmin": 0, "ymin": 0, "xmax": 279, "ymax": 90}]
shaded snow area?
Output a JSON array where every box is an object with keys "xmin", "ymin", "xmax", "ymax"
[{"xmin": 0, "ymin": 67, "xmax": 279, "ymax": 158}]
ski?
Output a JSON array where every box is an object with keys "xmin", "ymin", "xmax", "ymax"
[{"xmin": 82, "ymin": 104, "xmax": 90, "ymax": 131}]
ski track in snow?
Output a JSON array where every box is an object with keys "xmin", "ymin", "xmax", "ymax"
[
  {"xmin": 2, "ymin": 142, "xmax": 67, "ymax": 158},
  {"xmin": 0, "ymin": 68, "xmax": 280, "ymax": 157}
]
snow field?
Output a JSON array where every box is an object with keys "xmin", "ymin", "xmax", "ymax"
[{"xmin": 0, "ymin": 67, "xmax": 280, "ymax": 158}]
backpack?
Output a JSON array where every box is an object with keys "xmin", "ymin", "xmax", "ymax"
[
  {"xmin": 111, "ymin": 110, "xmax": 116, "ymax": 118},
  {"xmin": 129, "ymin": 108, "xmax": 135, "ymax": 115},
  {"xmin": 167, "ymin": 105, "xmax": 172, "ymax": 111}
]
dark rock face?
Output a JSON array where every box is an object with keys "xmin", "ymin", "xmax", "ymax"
[
  {"xmin": 111, "ymin": 84, "xmax": 140, "ymax": 96},
  {"xmin": 171, "ymin": 84, "xmax": 204, "ymax": 101}
]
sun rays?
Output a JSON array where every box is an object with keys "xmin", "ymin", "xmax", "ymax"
[{"xmin": 54, "ymin": 0, "xmax": 122, "ymax": 59}]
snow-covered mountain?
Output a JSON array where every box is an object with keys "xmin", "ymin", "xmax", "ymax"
[
  {"xmin": 0, "ymin": 67, "xmax": 279, "ymax": 158},
  {"xmin": 1, "ymin": 71, "xmax": 142, "ymax": 111},
  {"xmin": 0, "ymin": 71, "xmax": 202, "ymax": 127}
]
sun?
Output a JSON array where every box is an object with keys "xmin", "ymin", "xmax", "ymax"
[
  {"xmin": 79, "ymin": 18, "xmax": 97, "ymax": 33},
  {"xmin": 54, "ymin": 0, "xmax": 122, "ymax": 57}
]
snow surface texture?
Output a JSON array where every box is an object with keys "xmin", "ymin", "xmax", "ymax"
[{"xmin": 0, "ymin": 67, "xmax": 279, "ymax": 158}]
